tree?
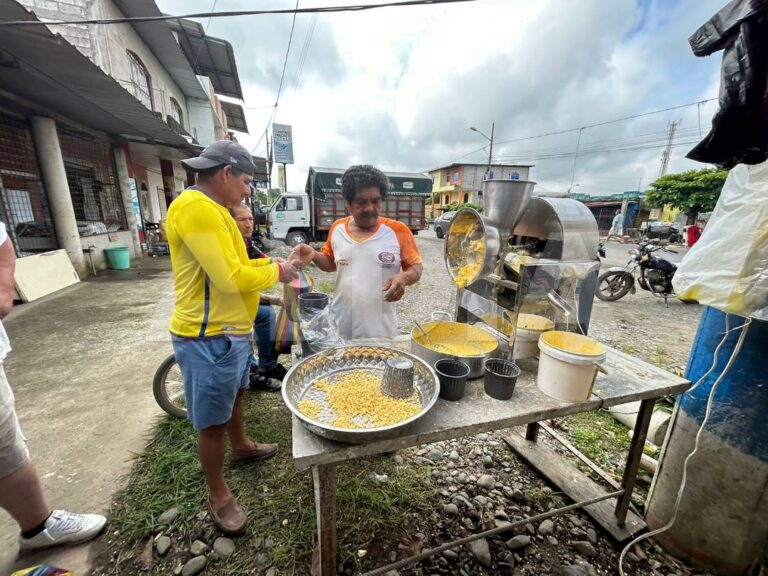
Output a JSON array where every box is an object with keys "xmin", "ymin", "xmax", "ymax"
[{"xmin": 645, "ymin": 168, "xmax": 728, "ymax": 224}]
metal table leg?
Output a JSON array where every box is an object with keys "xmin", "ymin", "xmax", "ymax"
[
  {"xmin": 313, "ymin": 463, "xmax": 337, "ymax": 575},
  {"xmin": 615, "ymin": 398, "xmax": 655, "ymax": 525},
  {"xmin": 526, "ymin": 422, "xmax": 540, "ymax": 442}
]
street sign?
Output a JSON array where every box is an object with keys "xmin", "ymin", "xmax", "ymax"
[{"xmin": 273, "ymin": 123, "xmax": 294, "ymax": 164}]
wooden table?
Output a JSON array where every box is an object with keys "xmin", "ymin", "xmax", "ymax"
[{"xmin": 290, "ymin": 346, "xmax": 689, "ymax": 575}]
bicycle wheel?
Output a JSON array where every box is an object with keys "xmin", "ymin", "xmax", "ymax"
[{"xmin": 153, "ymin": 354, "xmax": 187, "ymax": 419}]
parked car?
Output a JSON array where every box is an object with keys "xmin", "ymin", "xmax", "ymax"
[
  {"xmin": 644, "ymin": 221, "xmax": 683, "ymax": 243},
  {"xmin": 433, "ymin": 211, "xmax": 457, "ymax": 239}
]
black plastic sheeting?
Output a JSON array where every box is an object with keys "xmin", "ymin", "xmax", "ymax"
[{"xmin": 686, "ymin": 0, "xmax": 768, "ymax": 168}]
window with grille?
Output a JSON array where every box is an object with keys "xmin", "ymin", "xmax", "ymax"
[
  {"xmin": 58, "ymin": 127, "xmax": 127, "ymax": 237},
  {"xmin": 0, "ymin": 112, "xmax": 58, "ymax": 256},
  {"xmin": 127, "ymin": 50, "xmax": 153, "ymax": 111},
  {"xmin": 170, "ymin": 97, "xmax": 184, "ymax": 128}
]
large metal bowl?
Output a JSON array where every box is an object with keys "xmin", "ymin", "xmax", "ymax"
[
  {"xmin": 282, "ymin": 345, "xmax": 440, "ymax": 444},
  {"xmin": 410, "ymin": 321, "xmax": 500, "ymax": 379}
]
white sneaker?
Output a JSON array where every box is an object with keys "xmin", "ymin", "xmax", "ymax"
[{"xmin": 18, "ymin": 510, "xmax": 107, "ymax": 552}]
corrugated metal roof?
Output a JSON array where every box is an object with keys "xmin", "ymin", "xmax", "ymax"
[
  {"xmin": 221, "ymin": 101, "xmax": 248, "ymax": 133},
  {"xmin": 0, "ymin": 2, "xmax": 192, "ymax": 147},
  {"xmin": 167, "ymin": 18, "xmax": 243, "ymax": 100},
  {"xmin": 112, "ymin": 0, "xmax": 208, "ymax": 100}
]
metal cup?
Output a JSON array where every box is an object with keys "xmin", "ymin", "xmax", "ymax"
[{"xmin": 380, "ymin": 357, "xmax": 415, "ymax": 399}]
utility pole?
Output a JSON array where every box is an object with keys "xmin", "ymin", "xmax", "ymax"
[
  {"xmin": 569, "ymin": 127, "xmax": 585, "ymax": 193},
  {"xmin": 487, "ymin": 122, "xmax": 494, "ymax": 178},
  {"xmin": 266, "ymin": 128, "xmax": 273, "ymax": 194},
  {"xmin": 470, "ymin": 123, "xmax": 495, "ymax": 179},
  {"xmin": 658, "ymin": 120, "xmax": 678, "ymax": 179}
]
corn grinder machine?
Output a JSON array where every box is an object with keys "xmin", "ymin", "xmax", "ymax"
[{"xmin": 444, "ymin": 179, "xmax": 601, "ymax": 354}]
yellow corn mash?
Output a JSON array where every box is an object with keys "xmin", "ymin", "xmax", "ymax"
[
  {"xmin": 517, "ymin": 313, "xmax": 555, "ymax": 332},
  {"xmin": 297, "ymin": 369, "xmax": 421, "ymax": 429},
  {"xmin": 481, "ymin": 313, "xmax": 515, "ymax": 337},
  {"xmin": 414, "ymin": 322, "xmax": 497, "ymax": 356},
  {"xmin": 454, "ymin": 263, "xmax": 481, "ymax": 288},
  {"xmin": 540, "ymin": 330, "xmax": 606, "ymax": 356},
  {"xmin": 297, "ymin": 398, "xmax": 324, "ymax": 421}
]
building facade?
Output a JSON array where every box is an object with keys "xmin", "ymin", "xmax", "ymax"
[
  {"xmin": 427, "ymin": 163, "xmax": 533, "ymax": 216},
  {"xmin": 0, "ymin": 0, "xmax": 249, "ymax": 276}
]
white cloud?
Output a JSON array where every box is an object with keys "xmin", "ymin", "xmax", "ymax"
[{"xmin": 158, "ymin": 0, "xmax": 726, "ymax": 193}]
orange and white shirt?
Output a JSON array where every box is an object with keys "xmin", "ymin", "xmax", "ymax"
[{"xmin": 321, "ymin": 217, "xmax": 422, "ymax": 341}]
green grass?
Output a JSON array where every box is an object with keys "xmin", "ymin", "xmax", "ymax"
[
  {"xmin": 95, "ymin": 393, "xmax": 439, "ymax": 575},
  {"xmin": 564, "ymin": 411, "xmax": 632, "ymax": 477},
  {"xmin": 524, "ymin": 486, "xmax": 565, "ymax": 509},
  {"xmin": 316, "ymin": 280, "xmax": 335, "ymax": 294}
]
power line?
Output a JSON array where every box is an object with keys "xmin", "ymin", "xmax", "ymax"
[
  {"xmin": 275, "ymin": 0, "xmax": 300, "ymax": 107},
  {"xmin": 190, "ymin": 0, "xmax": 218, "ymax": 71},
  {"xmin": 249, "ymin": 0, "xmax": 301, "ymax": 155},
  {"xmin": 0, "ymin": 0, "xmax": 476, "ymax": 26},
  {"xmin": 447, "ymin": 97, "xmax": 718, "ymax": 165},
  {"xmin": 291, "ymin": 13, "xmax": 318, "ymax": 94}
]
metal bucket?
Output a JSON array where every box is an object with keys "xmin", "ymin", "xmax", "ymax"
[{"xmin": 410, "ymin": 316, "xmax": 499, "ymax": 379}]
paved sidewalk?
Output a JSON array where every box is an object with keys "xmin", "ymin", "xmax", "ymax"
[{"xmin": 0, "ymin": 258, "xmax": 175, "ymax": 575}]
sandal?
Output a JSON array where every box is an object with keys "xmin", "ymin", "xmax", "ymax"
[
  {"xmin": 207, "ymin": 497, "xmax": 247, "ymax": 536},
  {"xmin": 230, "ymin": 442, "xmax": 278, "ymax": 465}
]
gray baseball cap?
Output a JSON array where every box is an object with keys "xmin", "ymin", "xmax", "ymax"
[{"xmin": 182, "ymin": 140, "xmax": 256, "ymax": 175}]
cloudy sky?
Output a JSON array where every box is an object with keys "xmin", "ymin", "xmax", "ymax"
[{"xmin": 157, "ymin": 0, "xmax": 725, "ymax": 194}]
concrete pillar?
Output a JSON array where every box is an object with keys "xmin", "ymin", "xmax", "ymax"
[
  {"xmin": 113, "ymin": 147, "xmax": 142, "ymax": 258},
  {"xmin": 646, "ymin": 307, "xmax": 768, "ymax": 575},
  {"xmin": 30, "ymin": 116, "xmax": 86, "ymax": 275}
]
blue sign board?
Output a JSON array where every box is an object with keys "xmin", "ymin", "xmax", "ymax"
[{"xmin": 273, "ymin": 123, "xmax": 294, "ymax": 164}]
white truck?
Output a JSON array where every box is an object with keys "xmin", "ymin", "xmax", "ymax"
[{"xmin": 267, "ymin": 166, "xmax": 432, "ymax": 246}]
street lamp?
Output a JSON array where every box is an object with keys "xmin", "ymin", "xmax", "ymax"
[{"xmin": 470, "ymin": 123, "xmax": 495, "ymax": 179}]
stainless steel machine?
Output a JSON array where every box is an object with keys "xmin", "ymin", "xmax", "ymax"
[{"xmin": 444, "ymin": 179, "xmax": 601, "ymax": 354}]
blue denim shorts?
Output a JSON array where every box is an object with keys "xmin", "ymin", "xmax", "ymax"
[{"xmin": 171, "ymin": 334, "xmax": 252, "ymax": 431}]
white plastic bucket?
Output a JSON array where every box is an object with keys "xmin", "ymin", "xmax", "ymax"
[
  {"xmin": 512, "ymin": 314, "xmax": 554, "ymax": 360},
  {"xmin": 536, "ymin": 331, "xmax": 607, "ymax": 402}
]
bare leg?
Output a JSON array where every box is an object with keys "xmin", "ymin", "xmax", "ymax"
[
  {"xmin": 0, "ymin": 461, "xmax": 51, "ymax": 532},
  {"xmin": 198, "ymin": 424, "xmax": 231, "ymax": 509},
  {"xmin": 226, "ymin": 390, "xmax": 252, "ymax": 452}
]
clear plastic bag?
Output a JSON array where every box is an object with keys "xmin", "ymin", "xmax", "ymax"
[
  {"xmin": 673, "ymin": 160, "xmax": 768, "ymax": 320},
  {"xmin": 299, "ymin": 297, "xmax": 344, "ymax": 352}
]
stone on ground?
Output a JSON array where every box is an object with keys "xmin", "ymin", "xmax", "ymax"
[
  {"xmin": 155, "ymin": 535, "xmax": 171, "ymax": 557},
  {"xmin": 213, "ymin": 536, "xmax": 235, "ymax": 559},
  {"xmin": 469, "ymin": 538, "xmax": 492, "ymax": 567},
  {"xmin": 538, "ymin": 519, "xmax": 555, "ymax": 536},
  {"xmin": 157, "ymin": 507, "xmax": 180, "ymax": 525},
  {"xmin": 572, "ymin": 541, "xmax": 597, "ymax": 557},
  {"xmin": 506, "ymin": 534, "xmax": 531, "ymax": 550},
  {"xmin": 181, "ymin": 556, "xmax": 207, "ymax": 576},
  {"xmin": 477, "ymin": 474, "xmax": 495, "ymax": 490},
  {"xmin": 190, "ymin": 540, "xmax": 209, "ymax": 556}
]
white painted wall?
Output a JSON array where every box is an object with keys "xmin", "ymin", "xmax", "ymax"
[
  {"xmin": 18, "ymin": 0, "xmax": 190, "ymax": 131},
  {"xmin": 460, "ymin": 165, "xmax": 531, "ymax": 191},
  {"xmin": 81, "ymin": 230, "xmax": 139, "ymax": 271}
]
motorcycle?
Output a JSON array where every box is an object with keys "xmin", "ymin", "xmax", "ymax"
[
  {"xmin": 596, "ymin": 239, "xmax": 679, "ymax": 304},
  {"xmin": 252, "ymin": 226, "xmax": 268, "ymax": 253}
]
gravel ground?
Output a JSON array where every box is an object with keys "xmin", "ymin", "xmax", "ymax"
[{"xmin": 262, "ymin": 228, "xmax": 714, "ymax": 576}]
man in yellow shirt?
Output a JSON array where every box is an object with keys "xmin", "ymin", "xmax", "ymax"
[{"xmin": 169, "ymin": 140, "xmax": 297, "ymax": 535}]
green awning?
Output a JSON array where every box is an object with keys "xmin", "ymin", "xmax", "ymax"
[{"xmin": 306, "ymin": 167, "xmax": 432, "ymax": 200}]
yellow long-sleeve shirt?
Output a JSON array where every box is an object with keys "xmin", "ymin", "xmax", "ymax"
[{"xmin": 167, "ymin": 188, "xmax": 279, "ymax": 338}]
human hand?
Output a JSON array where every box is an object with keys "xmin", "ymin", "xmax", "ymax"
[
  {"xmin": 383, "ymin": 273, "xmax": 407, "ymax": 302},
  {"xmin": 290, "ymin": 243, "xmax": 315, "ymax": 267},
  {"xmin": 277, "ymin": 261, "xmax": 299, "ymax": 283},
  {"xmin": 275, "ymin": 296, "xmax": 285, "ymax": 307}
]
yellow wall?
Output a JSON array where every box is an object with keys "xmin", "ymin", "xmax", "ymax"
[{"xmin": 661, "ymin": 205, "xmax": 681, "ymax": 222}]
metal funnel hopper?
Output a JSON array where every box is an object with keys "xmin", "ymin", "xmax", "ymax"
[{"xmin": 482, "ymin": 179, "xmax": 536, "ymax": 236}]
